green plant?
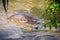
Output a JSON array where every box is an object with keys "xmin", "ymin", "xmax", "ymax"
[
  {"xmin": 41, "ymin": 3, "xmax": 59, "ymax": 29},
  {"xmin": 49, "ymin": 3, "xmax": 59, "ymax": 29}
]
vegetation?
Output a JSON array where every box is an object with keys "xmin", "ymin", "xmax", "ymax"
[{"xmin": 30, "ymin": 0, "xmax": 60, "ymax": 29}]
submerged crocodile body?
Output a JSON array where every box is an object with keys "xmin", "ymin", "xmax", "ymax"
[{"xmin": 8, "ymin": 11, "xmax": 44, "ymax": 30}]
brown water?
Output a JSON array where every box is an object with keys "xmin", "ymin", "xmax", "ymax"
[{"xmin": 0, "ymin": 1, "xmax": 60, "ymax": 40}]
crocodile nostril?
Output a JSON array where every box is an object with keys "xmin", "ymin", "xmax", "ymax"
[{"xmin": 35, "ymin": 27, "xmax": 38, "ymax": 29}]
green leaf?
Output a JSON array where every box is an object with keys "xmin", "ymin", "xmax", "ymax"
[
  {"xmin": 42, "ymin": 21, "xmax": 47, "ymax": 27},
  {"xmin": 54, "ymin": 3, "xmax": 59, "ymax": 7},
  {"xmin": 50, "ymin": 14, "xmax": 55, "ymax": 22},
  {"xmin": 50, "ymin": 5, "xmax": 54, "ymax": 9},
  {"xmin": 50, "ymin": 13, "xmax": 57, "ymax": 29},
  {"xmin": 53, "ymin": 22, "xmax": 57, "ymax": 28}
]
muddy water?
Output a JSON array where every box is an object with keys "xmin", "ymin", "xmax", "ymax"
[
  {"xmin": 0, "ymin": 3, "xmax": 23, "ymax": 39},
  {"xmin": 0, "ymin": 2, "xmax": 60, "ymax": 40}
]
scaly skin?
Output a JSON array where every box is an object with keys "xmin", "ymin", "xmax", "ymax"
[{"xmin": 7, "ymin": 17, "xmax": 32, "ymax": 31}]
